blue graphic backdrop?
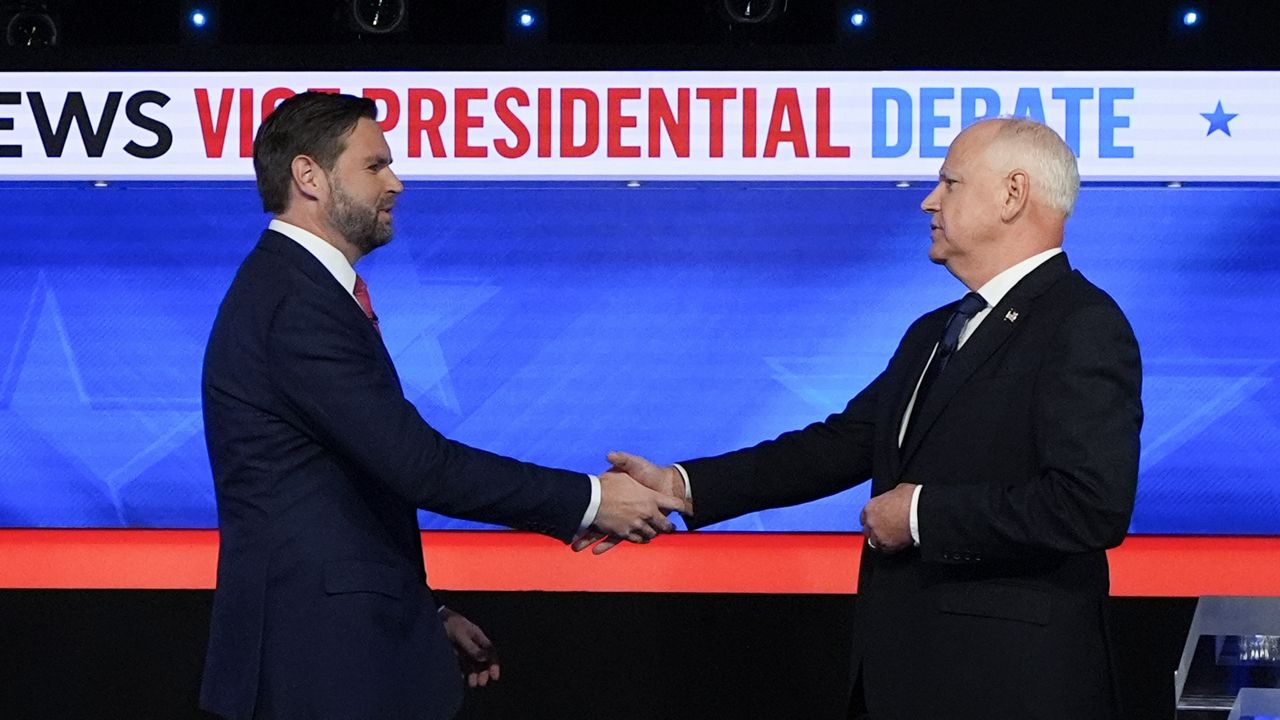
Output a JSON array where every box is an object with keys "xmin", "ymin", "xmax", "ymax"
[{"xmin": 1, "ymin": 181, "xmax": 1277, "ymax": 533}]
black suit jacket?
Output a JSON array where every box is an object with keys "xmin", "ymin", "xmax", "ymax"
[
  {"xmin": 200, "ymin": 230, "xmax": 590, "ymax": 720},
  {"xmin": 682, "ymin": 254, "xmax": 1142, "ymax": 720}
]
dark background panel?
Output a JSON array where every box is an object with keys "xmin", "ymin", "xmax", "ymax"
[{"xmin": 0, "ymin": 589, "xmax": 1195, "ymax": 719}]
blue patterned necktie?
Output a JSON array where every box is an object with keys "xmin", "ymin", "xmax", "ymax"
[
  {"xmin": 905, "ymin": 291, "xmax": 987, "ymax": 444},
  {"xmin": 933, "ymin": 292, "xmax": 987, "ymax": 375}
]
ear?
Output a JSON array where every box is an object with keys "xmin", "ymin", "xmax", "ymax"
[
  {"xmin": 289, "ymin": 154, "xmax": 327, "ymax": 204},
  {"xmin": 1000, "ymin": 169, "xmax": 1030, "ymax": 222}
]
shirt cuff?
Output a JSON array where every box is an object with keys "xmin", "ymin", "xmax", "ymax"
[
  {"xmin": 672, "ymin": 463, "xmax": 693, "ymax": 507},
  {"xmin": 909, "ymin": 484, "xmax": 922, "ymax": 546},
  {"xmin": 577, "ymin": 473, "xmax": 602, "ymax": 535}
]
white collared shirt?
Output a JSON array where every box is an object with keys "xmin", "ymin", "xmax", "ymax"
[
  {"xmin": 267, "ymin": 218, "xmax": 601, "ymax": 536},
  {"xmin": 268, "ymin": 219, "xmax": 361, "ymax": 304},
  {"xmin": 954, "ymin": 247, "xmax": 1064, "ymax": 352}
]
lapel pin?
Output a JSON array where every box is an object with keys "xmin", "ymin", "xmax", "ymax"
[{"xmin": 1004, "ymin": 310, "xmax": 1019, "ymax": 323}]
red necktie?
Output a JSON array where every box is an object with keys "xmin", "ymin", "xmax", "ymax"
[{"xmin": 353, "ymin": 275, "xmax": 381, "ymax": 336}]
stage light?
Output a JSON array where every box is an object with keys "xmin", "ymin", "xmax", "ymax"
[
  {"xmin": 179, "ymin": 0, "xmax": 218, "ymax": 43},
  {"xmin": 1182, "ymin": 10, "xmax": 1199, "ymax": 26},
  {"xmin": 720, "ymin": 0, "xmax": 788, "ymax": 24},
  {"xmin": 506, "ymin": 0, "xmax": 545, "ymax": 41},
  {"xmin": 3, "ymin": 3, "xmax": 59, "ymax": 48},
  {"xmin": 849, "ymin": 9, "xmax": 866, "ymax": 28},
  {"xmin": 347, "ymin": 0, "xmax": 406, "ymax": 35}
]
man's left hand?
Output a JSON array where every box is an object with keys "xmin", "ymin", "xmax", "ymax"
[
  {"xmin": 860, "ymin": 483, "xmax": 918, "ymax": 553},
  {"xmin": 440, "ymin": 607, "xmax": 501, "ymax": 688}
]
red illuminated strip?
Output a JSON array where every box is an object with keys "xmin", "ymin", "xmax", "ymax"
[{"xmin": 0, "ymin": 530, "xmax": 1276, "ymax": 596}]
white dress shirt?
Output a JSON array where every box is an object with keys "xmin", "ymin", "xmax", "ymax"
[
  {"xmin": 269, "ymin": 219, "xmax": 360, "ymax": 300},
  {"xmin": 674, "ymin": 247, "xmax": 1064, "ymax": 546},
  {"xmin": 268, "ymin": 219, "xmax": 601, "ymax": 535}
]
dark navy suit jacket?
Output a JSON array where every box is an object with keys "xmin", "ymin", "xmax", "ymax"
[
  {"xmin": 683, "ymin": 254, "xmax": 1143, "ymax": 720},
  {"xmin": 200, "ymin": 229, "xmax": 590, "ymax": 719}
]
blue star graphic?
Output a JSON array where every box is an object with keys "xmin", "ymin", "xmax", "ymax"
[{"xmin": 1200, "ymin": 101, "xmax": 1239, "ymax": 137}]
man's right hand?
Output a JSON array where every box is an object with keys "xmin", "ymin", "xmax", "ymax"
[
  {"xmin": 573, "ymin": 451, "xmax": 691, "ymax": 555},
  {"xmin": 587, "ymin": 469, "xmax": 684, "ymax": 549}
]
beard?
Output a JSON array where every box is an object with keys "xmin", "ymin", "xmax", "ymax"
[{"xmin": 328, "ymin": 178, "xmax": 393, "ymax": 257}]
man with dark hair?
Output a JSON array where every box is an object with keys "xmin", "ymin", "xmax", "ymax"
[
  {"xmin": 251, "ymin": 92, "xmax": 376, "ymax": 216},
  {"xmin": 200, "ymin": 91, "xmax": 683, "ymax": 720}
]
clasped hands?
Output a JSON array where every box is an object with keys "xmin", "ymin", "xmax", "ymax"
[
  {"xmin": 573, "ymin": 451, "xmax": 689, "ymax": 555},
  {"xmin": 575, "ymin": 452, "xmax": 918, "ymax": 556}
]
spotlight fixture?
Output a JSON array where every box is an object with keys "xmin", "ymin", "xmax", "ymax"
[
  {"xmin": 506, "ymin": 0, "xmax": 545, "ymax": 42},
  {"xmin": 720, "ymin": 0, "xmax": 788, "ymax": 24},
  {"xmin": 849, "ymin": 9, "xmax": 867, "ymax": 28},
  {"xmin": 179, "ymin": 1, "xmax": 218, "ymax": 43},
  {"xmin": 3, "ymin": 2, "xmax": 58, "ymax": 48},
  {"xmin": 1182, "ymin": 9, "xmax": 1199, "ymax": 27},
  {"xmin": 346, "ymin": 0, "xmax": 407, "ymax": 35}
]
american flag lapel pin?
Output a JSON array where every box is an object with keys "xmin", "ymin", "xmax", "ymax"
[{"xmin": 1004, "ymin": 309, "xmax": 1019, "ymax": 323}]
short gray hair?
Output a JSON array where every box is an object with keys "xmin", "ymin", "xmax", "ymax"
[{"xmin": 984, "ymin": 117, "xmax": 1080, "ymax": 217}]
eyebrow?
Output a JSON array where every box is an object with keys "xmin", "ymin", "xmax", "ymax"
[{"xmin": 366, "ymin": 155, "xmax": 392, "ymax": 166}]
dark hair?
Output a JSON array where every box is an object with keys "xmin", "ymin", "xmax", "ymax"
[{"xmin": 252, "ymin": 91, "xmax": 378, "ymax": 214}]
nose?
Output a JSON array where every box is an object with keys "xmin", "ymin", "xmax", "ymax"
[
  {"xmin": 920, "ymin": 183, "xmax": 940, "ymax": 214},
  {"xmin": 386, "ymin": 167, "xmax": 404, "ymax": 195}
]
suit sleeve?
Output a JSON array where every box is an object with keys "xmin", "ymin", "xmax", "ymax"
[
  {"xmin": 266, "ymin": 291, "xmax": 590, "ymax": 543},
  {"xmin": 917, "ymin": 303, "xmax": 1142, "ymax": 561},
  {"xmin": 680, "ymin": 370, "xmax": 882, "ymax": 529}
]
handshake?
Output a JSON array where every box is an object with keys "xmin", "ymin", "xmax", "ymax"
[
  {"xmin": 576, "ymin": 451, "xmax": 920, "ymax": 556},
  {"xmin": 573, "ymin": 451, "xmax": 693, "ymax": 555}
]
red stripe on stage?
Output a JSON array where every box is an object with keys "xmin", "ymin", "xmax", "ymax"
[{"xmin": 0, "ymin": 530, "xmax": 1277, "ymax": 596}]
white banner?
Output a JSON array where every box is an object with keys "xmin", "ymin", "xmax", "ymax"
[{"xmin": 0, "ymin": 71, "xmax": 1275, "ymax": 181}]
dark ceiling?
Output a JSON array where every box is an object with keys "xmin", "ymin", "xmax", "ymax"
[{"xmin": 2, "ymin": 0, "xmax": 1278, "ymax": 70}]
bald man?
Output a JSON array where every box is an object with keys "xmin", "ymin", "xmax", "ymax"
[{"xmin": 595, "ymin": 118, "xmax": 1142, "ymax": 719}]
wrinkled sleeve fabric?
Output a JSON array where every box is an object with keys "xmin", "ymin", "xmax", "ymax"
[
  {"xmin": 266, "ymin": 291, "xmax": 590, "ymax": 543},
  {"xmin": 680, "ymin": 371, "xmax": 883, "ymax": 530}
]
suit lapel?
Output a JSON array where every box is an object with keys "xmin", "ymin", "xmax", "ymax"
[
  {"xmin": 257, "ymin": 230, "xmax": 401, "ymax": 379},
  {"xmin": 897, "ymin": 253, "xmax": 1072, "ymax": 469},
  {"xmin": 886, "ymin": 316, "xmax": 946, "ymax": 480}
]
